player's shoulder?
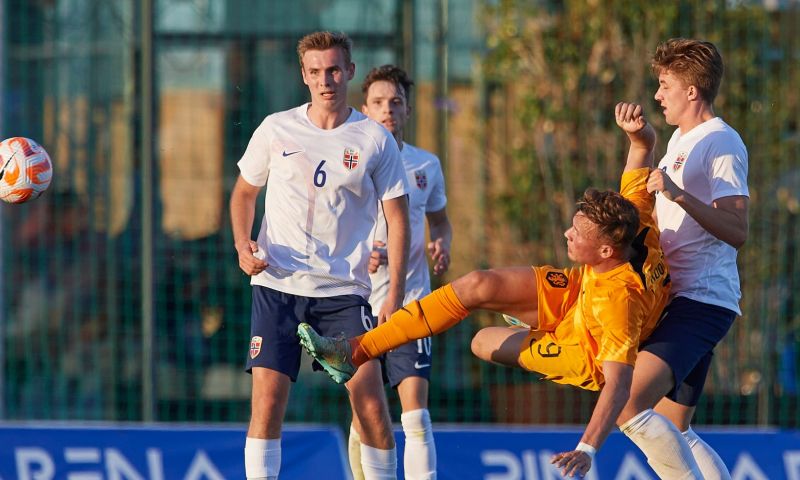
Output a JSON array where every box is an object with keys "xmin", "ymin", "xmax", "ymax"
[
  {"xmin": 257, "ymin": 105, "xmax": 305, "ymax": 130},
  {"xmin": 402, "ymin": 143, "xmax": 440, "ymax": 161},
  {"xmin": 350, "ymin": 110, "xmax": 390, "ymax": 137},
  {"xmin": 402, "ymin": 143, "xmax": 442, "ymax": 167}
]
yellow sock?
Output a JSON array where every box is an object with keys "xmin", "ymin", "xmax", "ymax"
[{"xmin": 351, "ymin": 284, "xmax": 469, "ymax": 366}]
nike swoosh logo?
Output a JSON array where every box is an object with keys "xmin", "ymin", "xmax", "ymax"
[
  {"xmin": 414, "ymin": 361, "xmax": 430, "ymax": 369},
  {"xmin": 282, "ymin": 150, "xmax": 302, "ymax": 157}
]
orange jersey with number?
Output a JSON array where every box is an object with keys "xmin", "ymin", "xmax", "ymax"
[{"xmin": 519, "ymin": 168, "xmax": 670, "ymax": 391}]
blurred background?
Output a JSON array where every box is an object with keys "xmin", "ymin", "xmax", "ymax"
[{"xmin": 1, "ymin": 0, "xmax": 799, "ymax": 433}]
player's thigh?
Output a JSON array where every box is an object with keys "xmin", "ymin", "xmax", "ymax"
[
  {"xmin": 246, "ymin": 286, "xmax": 304, "ymax": 380},
  {"xmin": 471, "ymin": 326, "xmax": 530, "ymax": 367},
  {"xmin": 618, "ymin": 350, "xmax": 674, "ymax": 425},
  {"xmin": 396, "ymin": 376, "xmax": 429, "ymax": 412},
  {"xmin": 346, "ymin": 358, "xmax": 389, "ymax": 406},
  {"xmin": 248, "ymin": 367, "xmax": 291, "ymax": 438},
  {"xmin": 452, "ymin": 266, "xmax": 538, "ymax": 313}
]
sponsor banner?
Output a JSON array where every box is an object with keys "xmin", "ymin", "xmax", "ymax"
[
  {"xmin": 0, "ymin": 424, "xmax": 349, "ymax": 480},
  {"xmin": 2, "ymin": 423, "xmax": 798, "ymax": 479},
  {"xmin": 395, "ymin": 426, "xmax": 800, "ymax": 480}
]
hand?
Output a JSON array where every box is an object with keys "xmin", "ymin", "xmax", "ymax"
[
  {"xmin": 614, "ymin": 102, "xmax": 647, "ymax": 133},
  {"xmin": 236, "ymin": 239, "xmax": 267, "ymax": 276},
  {"xmin": 377, "ymin": 295, "xmax": 401, "ymax": 326},
  {"xmin": 551, "ymin": 450, "xmax": 592, "ymax": 478},
  {"xmin": 368, "ymin": 241, "xmax": 388, "ymax": 274},
  {"xmin": 647, "ymin": 168, "xmax": 682, "ymax": 202},
  {"xmin": 428, "ymin": 238, "xmax": 450, "ymax": 275}
]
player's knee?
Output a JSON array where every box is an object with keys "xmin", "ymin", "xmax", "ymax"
[
  {"xmin": 470, "ymin": 330, "xmax": 491, "ymax": 361},
  {"xmin": 454, "ymin": 270, "xmax": 496, "ymax": 307},
  {"xmin": 353, "ymin": 396, "xmax": 390, "ymax": 425}
]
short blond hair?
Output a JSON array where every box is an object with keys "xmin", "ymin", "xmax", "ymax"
[
  {"xmin": 297, "ymin": 31, "xmax": 352, "ymax": 66},
  {"xmin": 651, "ymin": 38, "xmax": 724, "ymax": 104}
]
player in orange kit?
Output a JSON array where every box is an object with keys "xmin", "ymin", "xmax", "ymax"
[{"xmin": 300, "ymin": 102, "xmax": 705, "ymax": 478}]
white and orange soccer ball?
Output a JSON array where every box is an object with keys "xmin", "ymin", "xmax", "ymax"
[{"xmin": 0, "ymin": 137, "xmax": 53, "ymax": 204}]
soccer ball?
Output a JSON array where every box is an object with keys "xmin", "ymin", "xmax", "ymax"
[{"xmin": 0, "ymin": 137, "xmax": 53, "ymax": 204}]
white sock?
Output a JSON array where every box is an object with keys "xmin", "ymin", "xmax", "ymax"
[
  {"xmin": 682, "ymin": 427, "xmax": 731, "ymax": 480},
  {"xmin": 360, "ymin": 443, "xmax": 397, "ymax": 480},
  {"xmin": 620, "ymin": 409, "xmax": 702, "ymax": 479},
  {"xmin": 244, "ymin": 437, "xmax": 280, "ymax": 480},
  {"xmin": 401, "ymin": 409, "xmax": 437, "ymax": 480},
  {"xmin": 349, "ymin": 424, "xmax": 366, "ymax": 480}
]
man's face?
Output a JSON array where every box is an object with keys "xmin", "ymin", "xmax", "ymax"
[
  {"xmin": 301, "ymin": 47, "xmax": 354, "ymax": 110},
  {"xmin": 361, "ymin": 80, "xmax": 409, "ymax": 136},
  {"xmin": 654, "ymin": 70, "xmax": 691, "ymax": 126},
  {"xmin": 564, "ymin": 212, "xmax": 606, "ymax": 265}
]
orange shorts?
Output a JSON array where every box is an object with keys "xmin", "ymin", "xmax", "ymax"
[{"xmin": 516, "ymin": 266, "xmax": 603, "ymax": 391}]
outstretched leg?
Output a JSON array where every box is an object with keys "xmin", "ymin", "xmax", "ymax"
[{"xmin": 299, "ymin": 267, "xmax": 539, "ymax": 383}]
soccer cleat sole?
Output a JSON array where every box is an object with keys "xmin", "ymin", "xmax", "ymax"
[
  {"xmin": 502, "ymin": 313, "xmax": 531, "ymax": 329},
  {"xmin": 297, "ymin": 323, "xmax": 354, "ymax": 385}
]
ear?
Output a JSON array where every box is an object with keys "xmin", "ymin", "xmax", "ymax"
[
  {"xmin": 598, "ymin": 244, "xmax": 615, "ymax": 260},
  {"xmin": 347, "ymin": 62, "xmax": 355, "ymax": 81},
  {"xmin": 361, "ymin": 104, "xmax": 369, "ymax": 115},
  {"xmin": 300, "ymin": 66, "xmax": 309, "ymax": 86},
  {"xmin": 686, "ymin": 85, "xmax": 699, "ymax": 101}
]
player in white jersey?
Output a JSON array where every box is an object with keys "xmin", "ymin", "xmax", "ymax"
[
  {"xmin": 345, "ymin": 65, "xmax": 451, "ymax": 480},
  {"xmin": 617, "ymin": 39, "xmax": 749, "ymax": 479},
  {"xmin": 230, "ymin": 32, "xmax": 410, "ymax": 480}
]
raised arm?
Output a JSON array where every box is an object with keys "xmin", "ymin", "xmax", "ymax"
[
  {"xmin": 378, "ymin": 195, "xmax": 410, "ymax": 323},
  {"xmin": 615, "ymin": 102, "xmax": 656, "ymax": 172}
]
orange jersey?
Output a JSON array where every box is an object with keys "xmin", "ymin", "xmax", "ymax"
[{"xmin": 519, "ymin": 168, "xmax": 670, "ymax": 390}]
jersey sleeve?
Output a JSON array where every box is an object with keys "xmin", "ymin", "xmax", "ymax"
[
  {"xmin": 372, "ymin": 134, "xmax": 409, "ymax": 200},
  {"xmin": 707, "ymin": 146, "xmax": 749, "ymax": 201},
  {"xmin": 237, "ymin": 117, "xmax": 272, "ymax": 187},
  {"xmin": 426, "ymin": 157, "xmax": 447, "ymax": 212},
  {"xmin": 594, "ymin": 288, "xmax": 646, "ymax": 366},
  {"xmin": 620, "ymin": 167, "xmax": 656, "ymax": 231}
]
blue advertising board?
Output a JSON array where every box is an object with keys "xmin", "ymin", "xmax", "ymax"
[
  {"xmin": 0, "ymin": 424, "xmax": 349, "ymax": 480},
  {"xmin": 396, "ymin": 426, "xmax": 800, "ymax": 480},
  {"xmin": 1, "ymin": 423, "xmax": 799, "ymax": 479}
]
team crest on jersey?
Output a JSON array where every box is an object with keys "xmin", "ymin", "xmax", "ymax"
[
  {"xmin": 343, "ymin": 148, "xmax": 360, "ymax": 170},
  {"xmin": 673, "ymin": 152, "xmax": 687, "ymax": 172},
  {"xmin": 250, "ymin": 336, "xmax": 262, "ymax": 359},
  {"xmin": 414, "ymin": 169, "xmax": 428, "ymax": 189},
  {"xmin": 545, "ymin": 271, "xmax": 568, "ymax": 288}
]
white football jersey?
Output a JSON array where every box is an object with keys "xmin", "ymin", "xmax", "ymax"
[
  {"xmin": 237, "ymin": 104, "xmax": 408, "ymax": 298},
  {"xmin": 369, "ymin": 143, "xmax": 447, "ymax": 313},
  {"xmin": 655, "ymin": 117, "xmax": 749, "ymax": 314}
]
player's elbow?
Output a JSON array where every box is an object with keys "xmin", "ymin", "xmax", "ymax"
[{"xmin": 730, "ymin": 229, "xmax": 747, "ymax": 249}]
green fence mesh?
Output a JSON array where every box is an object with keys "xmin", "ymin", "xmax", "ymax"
[{"xmin": 1, "ymin": 0, "xmax": 799, "ymax": 431}]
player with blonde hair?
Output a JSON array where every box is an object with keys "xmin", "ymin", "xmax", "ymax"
[
  {"xmin": 618, "ymin": 37, "xmax": 748, "ymax": 480},
  {"xmin": 232, "ymin": 31, "xmax": 410, "ymax": 480},
  {"xmin": 301, "ymin": 103, "xmax": 704, "ymax": 477}
]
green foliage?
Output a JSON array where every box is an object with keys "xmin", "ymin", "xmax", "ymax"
[{"xmin": 480, "ymin": 0, "xmax": 800, "ymax": 418}]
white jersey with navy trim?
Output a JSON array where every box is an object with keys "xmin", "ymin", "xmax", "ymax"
[
  {"xmin": 369, "ymin": 142, "xmax": 447, "ymax": 312},
  {"xmin": 237, "ymin": 104, "xmax": 408, "ymax": 298},
  {"xmin": 655, "ymin": 117, "xmax": 749, "ymax": 314}
]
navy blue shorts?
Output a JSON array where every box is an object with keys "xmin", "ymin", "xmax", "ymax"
[
  {"xmin": 640, "ymin": 296, "xmax": 736, "ymax": 406},
  {"xmin": 245, "ymin": 286, "xmax": 373, "ymax": 381},
  {"xmin": 367, "ymin": 315, "xmax": 432, "ymax": 388}
]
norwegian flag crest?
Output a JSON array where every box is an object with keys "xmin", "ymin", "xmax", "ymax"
[
  {"xmin": 673, "ymin": 152, "xmax": 687, "ymax": 172},
  {"xmin": 250, "ymin": 336, "xmax": 262, "ymax": 359},
  {"xmin": 414, "ymin": 169, "xmax": 428, "ymax": 189},
  {"xmin": 343, "ymin": 148, "xmax": 360, "ymax": 170}
]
